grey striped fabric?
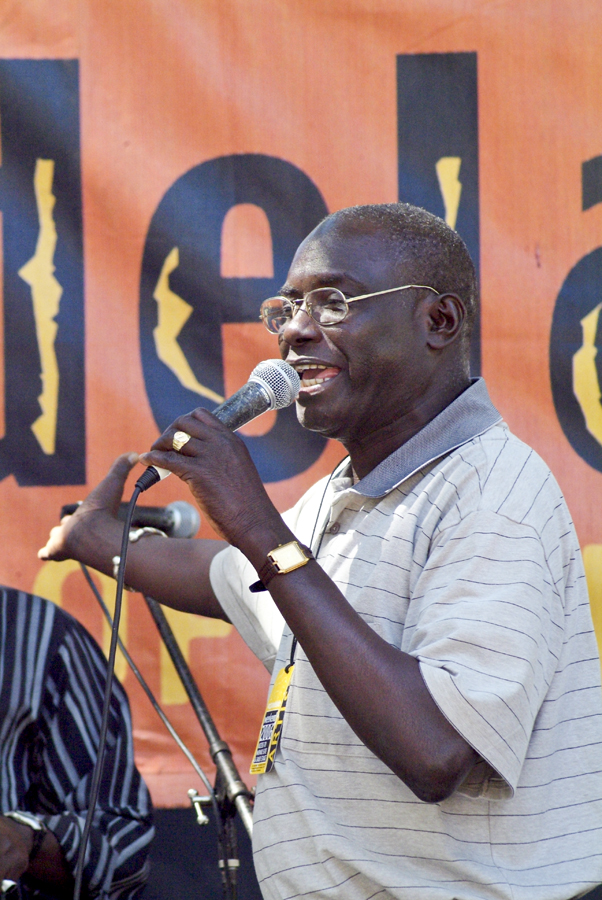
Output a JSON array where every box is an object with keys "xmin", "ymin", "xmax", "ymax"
[
  {"xmin": 0, "ymin": 587, "xmax": 153, "ymax": 899},
  {"xmin": 211, "ymin": 379, "xmax": 602, "ymax": 900}
]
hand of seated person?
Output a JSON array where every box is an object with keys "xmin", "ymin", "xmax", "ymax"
[{"xmin": 0, "ymin": 816, "xmax": 34, "ymax": 883}]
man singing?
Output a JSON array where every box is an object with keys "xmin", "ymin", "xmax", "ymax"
[{"xmin": 40, "ymin": 203, "xmax": 602, "ymax": 899}]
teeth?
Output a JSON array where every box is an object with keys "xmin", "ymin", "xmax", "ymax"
[
  {"xmin": 296, "ymin": 364, "xmax": 336, "ymax": 387},
  {"xmin": 303, "ymin": 375, "xmax": 330, "ymax": 386}
]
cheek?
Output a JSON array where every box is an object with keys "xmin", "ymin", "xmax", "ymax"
[{"xmin": 346, "ymin": 334, "xmax": 399, "ymax": 382}]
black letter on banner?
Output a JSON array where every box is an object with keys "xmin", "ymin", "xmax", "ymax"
[
  {"xmin": 549, "ymin": 157, "xmax": 602, "ymax": 472},
  {"xmin": 139, "ymin": 154, "xmax": 328, "ymax": 482},
  {"xmin": 397, "ymin": 52, "xmax": 480, "ymax": 375},
  {"xmin": 0, "ymin": 60, "xmax": 85, "ymax": 485}
]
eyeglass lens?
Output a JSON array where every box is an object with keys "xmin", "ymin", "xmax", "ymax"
[{"xmin": 261, "ymin": 288, "xmax": 349, "ymax": 333}]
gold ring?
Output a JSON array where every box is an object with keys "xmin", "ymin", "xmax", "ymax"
[{"xmin": 172, "ymin": 430, "xmax": 192, "ymax": 452}]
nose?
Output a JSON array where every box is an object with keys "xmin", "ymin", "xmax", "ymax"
[{"xmin": 278, "ymin": 303, "xmax": 322, "ymax": 353}]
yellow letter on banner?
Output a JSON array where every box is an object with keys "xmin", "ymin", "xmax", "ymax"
[
  {"xmin": 33, "ymin": 560, "xmax": 129, "ymax": 682},
  {"xmin": 573, "ymin": 303, "xmax": 602, "ymax": 446},
  {"xmin": 582, "ymin": 544, "xmax": 602, "ymax": 679},
  {"xmin": 153, "ymin": 246, "xmax": 224, "ymax": 403},
  {"xmin": 18, "ymin": 159, "xmax": 63, "ymax": 455},
  {"xmin": 436, "ymin": 157, "xmax": 462, "ymax": 230},
  {"xmin": 32, "ymin": 562, "xmax": 232, "ymax": 701}
]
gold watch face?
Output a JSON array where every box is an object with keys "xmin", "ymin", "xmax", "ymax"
[{"xmin": 269, "ymin": 541, "xmax": 308, "ymax": 573}]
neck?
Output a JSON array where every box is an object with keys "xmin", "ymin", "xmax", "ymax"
[{"xmin": 347, "ymin": 376, "xmax": 471, "ymax": 481}]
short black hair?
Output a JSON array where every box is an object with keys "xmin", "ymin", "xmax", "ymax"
[{"xmin": 322, "ymin": 202, "xmax": 478, "ymax": 345}]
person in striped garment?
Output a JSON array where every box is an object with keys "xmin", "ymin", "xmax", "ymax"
[
  {"xmin": 40, "ymin": 203, "xmax": 602, "ymax": 899},
  {"xmin": 0, "ymin": 586, "xmax": 153, "ymax": 898}
]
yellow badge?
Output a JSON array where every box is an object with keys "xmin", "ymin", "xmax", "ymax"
[{"xmin": 250, "ymin": 664, "xmax": 294, "ymax": 775}]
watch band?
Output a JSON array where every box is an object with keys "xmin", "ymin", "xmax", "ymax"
[
  {"xmin": 4, "ymin": 811, "xmax": 47, "ymax": 862},
  {"xmin": 255, "ymin": 541, "xmax": 314, "ymax": 591}
]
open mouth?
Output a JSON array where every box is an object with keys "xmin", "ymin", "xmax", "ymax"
[{"xmin": 296, "ymin": 364, "xmax": 341, "ymax": 388}]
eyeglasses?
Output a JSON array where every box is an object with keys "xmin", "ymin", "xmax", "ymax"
[{"xmin": 259, "ymin": 284, "xmax": 439, "ymax": 334}]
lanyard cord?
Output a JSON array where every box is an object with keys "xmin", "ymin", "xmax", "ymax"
[{"xmin": 286, "ymin": 457, "xmax": 348, "ymax": 670}]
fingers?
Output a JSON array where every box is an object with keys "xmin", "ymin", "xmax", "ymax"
[
  {"xmin": 38, "ymin": 524, "xmax": 66, "ymax": 560},
  {"xmin": 150, "ymin": 408, "xmax": 224, "ymax": 453},
  {"xmin": 142, "ymin": 409, "xmax": 231, "ymax": 474},
  {"xmin": 138, "ymin": 446, "xmax": 196, "ymax": 477},
  {"xmin": 90, "ymin": 453, "xmax": 140, "ymax": 502},
  {"xmin": 38, "ymin": 452, "xmax": 141, "ymax": 562},
  {"xmin": 70, "ymin": 451, "xmax": 140, "ymax": 518}
]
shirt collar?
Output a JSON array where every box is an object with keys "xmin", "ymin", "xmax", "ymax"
[{"xmin": 332, "ymin": 378, "xmax": 502, "ymax": 499}]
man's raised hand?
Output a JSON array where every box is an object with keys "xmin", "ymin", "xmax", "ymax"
[{"xmin": 38, "ymin": 452, "xmax": 140, "ymax": 567}]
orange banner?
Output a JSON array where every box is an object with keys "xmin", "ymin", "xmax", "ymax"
[{"xmin": 1, "ymin": 0, "xmax": 602, "ymax": 805}]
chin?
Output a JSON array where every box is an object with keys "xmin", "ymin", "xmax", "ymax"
[{"xmin": 295, "ymin": 404, "xmax": 348, "ymax": 441}]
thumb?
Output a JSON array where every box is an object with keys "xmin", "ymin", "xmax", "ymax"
[{"xmin": 84, "ymin": 452, "xmax": 140, "ymax": 515}]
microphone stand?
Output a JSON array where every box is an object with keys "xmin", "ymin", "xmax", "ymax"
[{"xmin": 144, "ymin": 595, "xmax": 253, "ymax": 882}]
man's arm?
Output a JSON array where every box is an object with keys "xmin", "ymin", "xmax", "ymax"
[
  {"xmin": 136, "ymin": 408, "xmax": 478, "ymax": 803},
  {"xmin": 38, "ymin": 453, "xmax": 228, "ymax": 619},
  {"xmin": 221, "ymin": 523, "xmax": 478, "ymax": 803},
  {"xmin": 40, "ymin": 434, "xmax": 477, "ymax": 802}
]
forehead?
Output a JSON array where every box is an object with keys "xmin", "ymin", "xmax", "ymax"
[{"xmin": 284, "ymin": 221, "xmax": 403, "ymax": 293}]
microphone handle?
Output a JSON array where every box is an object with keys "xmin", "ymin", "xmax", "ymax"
[
  {"xmin": 60, "ymin": 503, "xmax": 176, "ymax": 534},
  {"xmin": 213, "ymin": 380, "xmax": 272, "ymax": 431},
  {"xmin": 124, "ymin": 505, "xmax": 176, "ymax": 532},
  {"xmin": 138, "ymin": 360, "xmax": 297, "ymax": 493}
]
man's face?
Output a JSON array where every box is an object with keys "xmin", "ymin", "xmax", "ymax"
[{"xmin": 277, "ymin": 221, "xmax": 438, "ymax": 447}]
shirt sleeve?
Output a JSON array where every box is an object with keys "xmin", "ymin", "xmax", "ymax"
[
  {"xmin": 32, "ymin": 621, "xmax": 154, "ymax": 899},
  {"xmin": 407, "ymin": 509, "xmax": 564, "ymax": 797},
  {"xmin": 207, "ymin": 479, "xmax": 334, "ymax": 672},
  {"xmin": 210, "ymin": 545, "xmax": 285, "ymax": 672}
]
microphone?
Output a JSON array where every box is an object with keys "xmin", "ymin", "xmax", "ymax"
[
  {"xmin": 137, "ymin": 359, "xmax": 301, "ymax": 492},
  {"xmin": 60, "ymin": 500, "xmax": 201, "ymax": 538},
  {"xmin": 211, "ymin": 358, "xmax": 301, "ymax": 430}
]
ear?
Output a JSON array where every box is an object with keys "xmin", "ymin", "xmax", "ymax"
[{"xmin": 424, "ymin": 293, "xmax": 466, "ymax": 349}]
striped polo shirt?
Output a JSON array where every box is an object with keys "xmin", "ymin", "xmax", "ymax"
[{"xmin": 210, "ymin": 378, "xmax": 602, "ymax": 900}]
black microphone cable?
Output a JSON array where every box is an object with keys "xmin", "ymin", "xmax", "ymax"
[
  {"xmin": 69, "ymin": 357, "xmax": 302, "ymax": 898},
  {"xmin": 72, "ymin": 482, "xmax": 141, "ymax": 900},
  {"xmin": 77, "ymin": 563, "xmax": 216, "ymax": 796},
  {"xmin": 76, "ymin": 565, "xmax": 239, "ymax": 900},
  {"xmin": 71, "ymin": 476, "xmax": 238, "ymax": 900}
]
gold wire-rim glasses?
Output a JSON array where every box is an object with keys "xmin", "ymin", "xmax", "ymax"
[{"xmin": 259, "ymin": 284, "xmax": 439, "ymax": 334}]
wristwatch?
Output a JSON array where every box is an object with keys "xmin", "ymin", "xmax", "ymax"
[
  {"xmin": 4, "ymin": 811, "xmax": 47, "ymax": 862},
  {"xmin": 256, "ymin": 541, "xmax": 314, "ymax": 590}
]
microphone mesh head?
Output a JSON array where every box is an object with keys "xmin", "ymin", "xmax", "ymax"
[
  {"xmin": 250, "ymin": 359, "xmax": 301, "ymax": 409},
  {"xmin": 167, "ymin": 501, "xmax": 202, "ymax": 538}
]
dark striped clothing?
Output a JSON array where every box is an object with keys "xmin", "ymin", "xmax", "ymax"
[
  {"xmin": 0, "ymin": 587, "xmax": 153, "ymax": 898},
  {"xmin": 211, "ymin": 379, "xmax": 602, "ymax": 900}
]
